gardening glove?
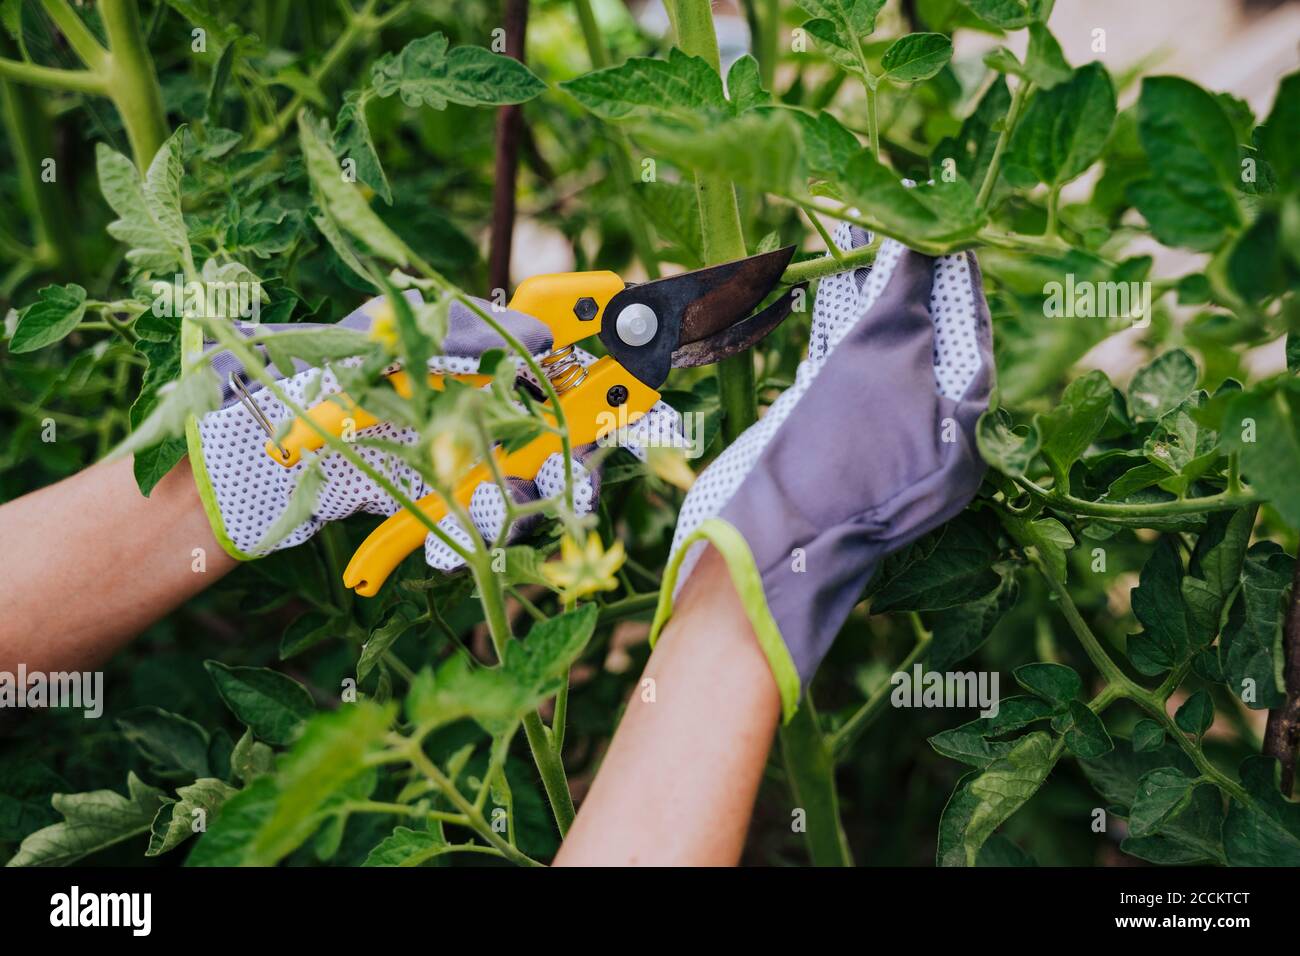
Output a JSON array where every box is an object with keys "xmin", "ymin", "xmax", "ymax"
[
  {"xmin": 649, "ymin": 222, "xmax": 994, "ymax": 722},
  {"xmin": 189, "ymin": 290, "xmax": 683, "ymax": 571}
]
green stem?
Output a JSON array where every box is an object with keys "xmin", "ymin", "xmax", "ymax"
[
  {"xmin": 1016, "ymin": 476, "xmax": 1258, "ymax": 519},
  {"xmin": 474, "ymin": 555, "xmax": 576, "ymax": 835},
  {"xmin": 404, "ymin": 741, "xmax": 543, "ymax": 866},
  {"xmin": 674, "ymin": 0, "xmax": 756, "ymax": 442},
  {"xmin": 100, "ymin": 0, "xmax": 168, "ymax": 168},
  {"xmin": 0, "ymin": 57, "xmax": 104, "ymax": 93},
  {"xmin": 596, "ymin": 591, "xmax": 659, "ymax": 625},
  {"xmin": 782, "ymin": 237, "xmax": 876, "ymax": 285},
  {"xmin": 831, "ymin": 629, "xmax": 932, "ymax": 761},
  {"xmin": 40, "ymin": 0, "xmax": 108, "ymax": 68},
  {"xmin": 779, "ymin": 699, "xmax": 853, "ymax": 866},
  {"xmin": 976, "ymin": 77, "xmax": 1033, "ymax": 209},
  {"xmin": 573, "ymin": 0, "xmax": 660, "ymax": 278},
  {"xmin": 0, "ymin": 63, "xmax": 78, "ymax": 272},
  {"xmin": 865, "ymin": 86, "xmax": 879, "ymax": 157}
]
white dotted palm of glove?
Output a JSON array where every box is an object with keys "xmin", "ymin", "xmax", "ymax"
[
  {"xmin": 666, "ymin": 221, "xmax": 986, "ymax": 592},
  {"xmin": 198, "ymin": 350, "xmax": 688, "ymax": 573}
]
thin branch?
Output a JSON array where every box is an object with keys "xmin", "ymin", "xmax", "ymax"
[
  {"xmin": 0, "ymin": 57, "xmax": 105, "ymax": 93},
  {"xmin": 1263, "ymin": 555, "xmax": 1300, "ymax": 796}
]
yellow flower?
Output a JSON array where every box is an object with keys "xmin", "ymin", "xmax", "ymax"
[
  {"xmin": 368, "ymin": 300, "xmax": 399, "ymax": 351},
  {"xmin": 429, "ymin": 430, "xmax": 474, "ymax": 486},
  {"xmin": 542, "ymin": 532, "xmax": 626, "ymax": 601}
]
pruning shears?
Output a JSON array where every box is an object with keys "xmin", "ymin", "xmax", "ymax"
[{"xmin": 262, "ymin": 246, "xmax": 803, "ymax": 597}]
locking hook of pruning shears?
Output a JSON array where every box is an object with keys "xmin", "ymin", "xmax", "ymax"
[{"xmin": 256, "ymin": 246, "xmax": 804, "ymax": 597}]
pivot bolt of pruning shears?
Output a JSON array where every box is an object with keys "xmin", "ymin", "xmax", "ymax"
[
  {"xmin": 606, "ymin": 384, "xmax": 629, "ymax": 406},
  {"xmin": 614, "ymin": 303, "xmax": 658, "ymax": 346}
]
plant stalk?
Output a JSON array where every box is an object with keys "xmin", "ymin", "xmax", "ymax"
[
  {"xmin": 100, "ymin": 0, "xmax": 169, "ymax": 168},
  {"xmin": 779, "ymin": 699, "xmax": 853, "ymax": 866}
]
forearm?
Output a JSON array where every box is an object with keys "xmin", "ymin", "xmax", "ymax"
[
  {"xmin": 555, "ymin": 545, "xmax": 782, "ymax": 866},
  {"xmin": 0, "ymin": 456, "xmax": 236, "ymax": 672}
]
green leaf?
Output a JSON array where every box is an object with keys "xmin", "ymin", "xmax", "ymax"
[
  {"xmin": 1005, "ymin": 62, "xmax": 1116, "ymax": 188},
  {"xmin": 798, "ymin": 0, "xmax": 886, "ymax": 36},
  {"xmin": 146, "ymin": 778, "xmax": 237, "ymax": 856},
  {"xmin": 1128, "ymin": 536, "xmax": 1192, "ymax": 676},
  {"xmin": 1258, "ymin": 70, "xmax": 1300, "ymax": 184},
  {"xmin": 794, "ymin": 109, "xmax": 862, "ymax": 184},
  {"xmin": 371, "ymin": 33, "xmax": 546, "ymax": 110},
  {"xmin": 879, "ymin": 33, "xmax": 952, "ymax": 84},
  {"xmin": 280, "ymin": 609, "xmax": 340, "ymax": 660},
  {"xmin": 634, "ymin": 109, "xmax": 803, "ymax": 197},
  {"xmin": 975, "ymin": 407, "xmax": 1039, "ymax": 477},
  {"xmin": 1013, "ymin": 662, "xmax": 1082, "ymax": 710},
  {"xmin": 1079, "ymin": 738, "xmax": 1226, "ymax": 864},
  {"xmin": 1127, "ymin": 349, "xmax": 1198, "ymax": 421},
  {"xmin": 237, "ymin": 702, "xmax": 392, "ymax": 866},
  {"xmin": 7, "ymin": 773, "xmax": 168, "ymax": 866},
  {"xmin": 560, "ymin": 47, "xmax": 725, "ymax": 121},
  {"xmin": 932, "ymin": 77, "xmax": 1010, "ymax": 188},
  {"xmin": 204, "ymin": 660, "xmax": 316, "ymax": 745},
  {"xmin": 866, "ymin": 512, "xmax": 1002, "ymax": 612},
  {"xmin": 1063, "ymin": 700, "xmax": 1113, "ymax": 758},
  {"xmin": 130, "ymin": 336, "xmax": 186, "ymax": 496},
  {"xmin": 502, "ymin": 603, "xmax": 599, "ymax": 691},
  {"xmin": 9, "ymin": 284, "xmax": 87, "ymax": 353},
  {"xmin": 96, "ymin": 131, "xmax": 192, "ymax": 273},
  {"xmin": 1004, "ymin": 514, "xmax": 1075, "ymax": 582},
  {"xmin": 928, "ymin": 695, "xmax": 1054, "ymax": 768},
  {"xmin": 1222, "ymin": 756, "xmax": 1300, "ymax": 866},
  {"xmin": 117, "ymin": 706, "xmax": 211, "ymax": 779},
  {"xmin": 936, "ymin": 732, "xmax": 1059, "ymax": 866},
  {"xmin": 335, "ymin": 90, "xmax": 391, "ymax": 204},
  {"xmin": 1222, "ymin": 379, "xmax": 1300, "ymax": 528},
  {"xmin": 299, "ymin": 112, "xmax": 410, "ymax": 267},
  {"xmin": 185, "ymin": 775, "xmax": 277, "ymax": 866},
  {"xmin": 109, "ymin": 365, "xmax": 221, "ymax": 463},
  {"xmin": 1129, "ymin": 76, "xmax": 1242, "ymax": 251},
  {"xmin": 1020, "ymin": 23, "xmax": 1071, "ymax": 89},
  {"xmin": 1128, "ymin": 767, "xmax": 1197, "ymax": 838},
  {"xmin": 1131, "ymin": 719, "xmax": 1165, "ymax": 752},
  {"xmin": 230, "ymin": 727, "xmax": 275, "ymax": 784},
  {"xmin": 362, "ymin": 826, "xmax": 451, "ymax": 866},
  {"xmin": 358, "ymin": 602, "xmax": 422, "ymax": 682},
  {"xmin": 253, "ymin": 462, "xmax": 325, "ymax": 552},
  {"xmin": 725, "ymin": 54, "xmax": 770, "ymax": 112},
  {"xmin": 842, "ymin": 152, "xmax": 985, "ymax": 243},
  {"xmin": 1035, "ymin": 369, "xmax": 1112, "ymax": 481},
  {"xmin": 928, "ymin": 570, "xmax": 1019, "ymax": 670},
  {"xmin": 1174, "ymin": 689, "xmax": 1214, "ymax": 738},
  {"xmin": 956, "ymin": 0, "xmax": 1037, "ymax": 29},
  {"xmin": 1219, "ymin": 542, "xmax": 1291, "ymax": 710}
]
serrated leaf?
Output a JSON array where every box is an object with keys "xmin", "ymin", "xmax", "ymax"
[
  {"xmin": 1128, "ymin": 536, "xmax": 1192, "ymax": 676},
  {"xmin": 335, "ymin": 90, "xmax": 391, "ymax": 204},
  {"xmin": 928, "ymin": 695, "xmax": 1054, "ymax": 768},
  {"xmin": 1128, "ymin": 767, "xmax": 1197, "ymax": 838},
  {"xmin": 9, "ymin": 284, "xmax": 87, "ymax": 353},
  {"xmin": 932, "ymin": 77, "xmax": 1010, "ymax": 188},
  {"xmin": 560, "ymin": 47, "xmax": 725, "ymax": 121},
  {"xmin": 358, "ymin": 602, "xmax": 422, "ymax": 682},
  {"xmin": 1034, "ymin": 368, "xmax": 1111, "ymax": 481},
  {"xmin": 204, "ymin": 660, "xmax": 316, "ymax": 745},
  {"xmin": 146, "ymin": 778, "xmax": 237, "ymax": 856},
  {"xmin": 371, "ymin": 33, "xmax": 545, "ymax": 110},
  {"xmin": 1127, "ymin": 349, "xmax": 1198, "ymax": 421},
  {"xmin": 230, "ymin": 727, "xmax": 275, "ymax": 784},
  {"xmin": 1129, "ymin": 76, "xmax": 1243, "ymax": 251},
  {"xmin": 725, "ymin": 54, "xmax": 770, "ymax": 112},
  {"xmin": 362, "ymin": 826, "xmax": 453, "ymax": 866},
  {"xmin": 867, "ymin": 512, "xmax": 1002, "ymax": 612},
  {"xmin": 975, "ymin": 406, "xmax": 1039, "ymax": 477},
  {"xmin": 1131, "ymin": 719, "xmax": 1165, "ymax": 752},
  {"xmin": 1013, "ymin": 662, "xmax": 1082, "ymax": 709},
  {"xmin": 1222, "ymin": 379, "xmax": 1300, "ymax": 528},
  {"xmin": 880, "ymin": 33, "xmax": 952, "ymax": 84},
  {"xmin": 1174, "ymin": 689, "xmax": 1214, "ymax": 737},
  {"xmin": 1005, "ymin": 62, "xmax": 1115, "ymax": 188},
  {"xmin": 1222, "ymin": 756, "xmax": 1300, "ymax": 866},
  {"xmin": 1063, "ymin": 700, "xmax": 1113, "ymax": 758},
  {"xmin": 1218, "ymin": 543, "xmax": 1291, "ymax": 710},
  {"xmin": 117, "ymin": 706, "xmax": 211, "ymax": 779},
  {"xmin": 7, "ymin": 773, "xmax": 168, "ymax": 866}
]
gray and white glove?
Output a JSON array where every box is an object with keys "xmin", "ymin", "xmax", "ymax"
[
  {"xmin": 649, "ymin": 223, "xmax": 994, "ymax": 721},
  {"xmin": 189, "ymin": 291, "xmax": 683, "ymax": 574}
]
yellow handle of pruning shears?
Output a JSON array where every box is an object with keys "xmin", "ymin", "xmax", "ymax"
[
  {"xmin": 342, "ymin": 355, "xmax": 659, "ymax": 597},
  {"xmin": 267, "ymin": 272, "xmax": 624, "ymax": 468}
]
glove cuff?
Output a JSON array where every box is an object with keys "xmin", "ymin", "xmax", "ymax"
[
  {"xmin": 184, "ymin": 318, "xmax": 255, "ymax": 562},
  {"xmin": 650, "ymin": 517, "xmax": 802, "ymax": 723}
]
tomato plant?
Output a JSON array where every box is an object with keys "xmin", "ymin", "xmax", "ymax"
[{"xmin": 1, "ymin": 0, "xmax": 1298, "ymax": 867}]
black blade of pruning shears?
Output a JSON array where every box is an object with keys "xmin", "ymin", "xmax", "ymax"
[{"xmin": 598, "ymin": 246, "xmax": 803, "ymax": 389}]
